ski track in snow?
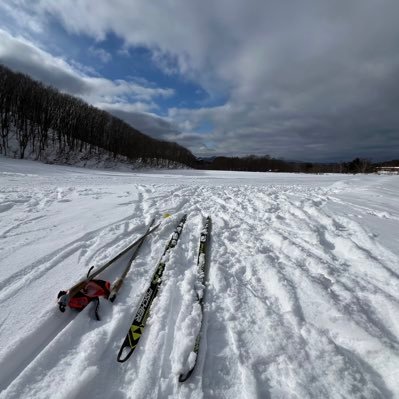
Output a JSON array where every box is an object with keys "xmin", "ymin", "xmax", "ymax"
[{"xmin": 0, "ymin": 157, "xmax": 399, "ymax": 398}]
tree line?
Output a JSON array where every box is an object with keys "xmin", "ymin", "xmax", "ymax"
[
  {"xmin": 197, "ymin": 155, "xmax": 382, "ymax": 174},
  {"xmin": 0, "ymin": 64, "xmax": 196, "ymax": 166}
]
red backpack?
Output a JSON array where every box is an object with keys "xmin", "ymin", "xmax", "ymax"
[{"xmin": 58, "ymin": 279, "xmax": 110, "ymax": 320}]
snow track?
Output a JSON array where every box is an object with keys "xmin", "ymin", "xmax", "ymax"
[{"xmin": 1, "ymin": 157, "xmax": 399, "ymax": 398}]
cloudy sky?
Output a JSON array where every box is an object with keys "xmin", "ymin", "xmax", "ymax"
[{"xmin": 1, "ymin": 0, "xmax": 398, "ymax": 161}]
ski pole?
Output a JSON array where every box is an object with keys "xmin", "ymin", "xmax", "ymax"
[
  {"xmin": 109, "ymin": 218, "xmax": 155, "ymax": 302},
  {"xmin": 57, "ymin": 219, "xmax": 160, "ymax": 312}
]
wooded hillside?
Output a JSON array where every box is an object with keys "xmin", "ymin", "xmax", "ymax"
[{"xmin": 0, "ymin": 64, "xmax": 196, "ymax": 167}]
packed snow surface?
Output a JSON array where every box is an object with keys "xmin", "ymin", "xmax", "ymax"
[{"xmin": 0, "ymin": 156, "xmax": 399, "ymax": 399}]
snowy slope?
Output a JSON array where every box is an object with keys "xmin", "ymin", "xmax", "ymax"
[{"xmin": 0, "ymin": 156, "xmax": 399, "ymax": 399}]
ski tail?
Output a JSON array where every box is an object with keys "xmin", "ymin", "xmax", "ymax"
[
  {"xmin": 179, "ymin": 216, "xmax": 211, "ymax": 381},
  {"xmin": 117, "ymin": 215, "xmax": 187, "ymax": 363}
]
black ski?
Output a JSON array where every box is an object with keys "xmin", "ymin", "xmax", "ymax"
[
  {"xmin": 117, "ymin": 214, "xmax": 187, "ymax": 362},
  {"xmin": 179, "ymin": 216, "xmax": 211, "ymax": 382},
  {"xmin": 57, "ymin": 219, "xmax": 160, "ymax": 312}
]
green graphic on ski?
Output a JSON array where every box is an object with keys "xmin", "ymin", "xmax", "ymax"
[
  {"xmin": 117, "ymin": 214, "xmax": 187, "ymax": 362},
  {"xmin": 179, "ymin": 216, "xmax": 211, "ymax": 382}
]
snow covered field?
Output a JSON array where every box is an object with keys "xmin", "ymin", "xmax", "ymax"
[{"xmin": 0, "ymin": 155, "xmax": 399, "ymax": 399}]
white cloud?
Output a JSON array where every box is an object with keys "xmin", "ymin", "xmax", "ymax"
[
  {"xmin": 0, "ymin": 29, "xmax": 174, "ymax": 113},
  {"xmin": 0, "ymin": 0, "xmax": 44, "ymax": 34},
  {"xmin": 2, "ymin": 0, "xmax": 399, "ymax": 160},
  {"xmin": 97, "ymin": 101, "xmax": 155, "ymax": 114},
  {"xmin": 89, "ymin": 46, "xmax": 112, "ymax": 63}
]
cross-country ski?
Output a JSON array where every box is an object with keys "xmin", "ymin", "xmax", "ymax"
[
  {"xmin": 179, "ymin": 216, "xmax": 211, "ymax": 382},
  {"xmin": 117, "ymin": 214, "xmax": 187, "ymax": 362}
]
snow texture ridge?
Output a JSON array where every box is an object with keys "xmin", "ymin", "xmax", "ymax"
[{"xmin": 0, "ymin": 155, "xmax": 399, "ymax": 398}]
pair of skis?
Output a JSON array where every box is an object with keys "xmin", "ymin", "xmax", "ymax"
[
  {"xmin": 117, "ymin": 215, "xmax": 211, "ymax": 383},
  {"xmin": 58, "ymin": 214, "xmax": 210, "ymax": 381}
]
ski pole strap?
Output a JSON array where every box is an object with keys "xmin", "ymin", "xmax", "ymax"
[{"xmin": 87, "ymin": 266, "xmax": 95, "ymax": 279}]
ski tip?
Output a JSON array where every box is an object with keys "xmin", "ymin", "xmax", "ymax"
[
  {"xmin": 178, "ymin": 368, "xmax": 194, "ymax": 383},
  {"xmin": 163, "ymin": 213, "xmax": 172, "ymax": 218},
  {"xmin": 117, "ymin": 345, "xmax": 135, "ymax": 363}
]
